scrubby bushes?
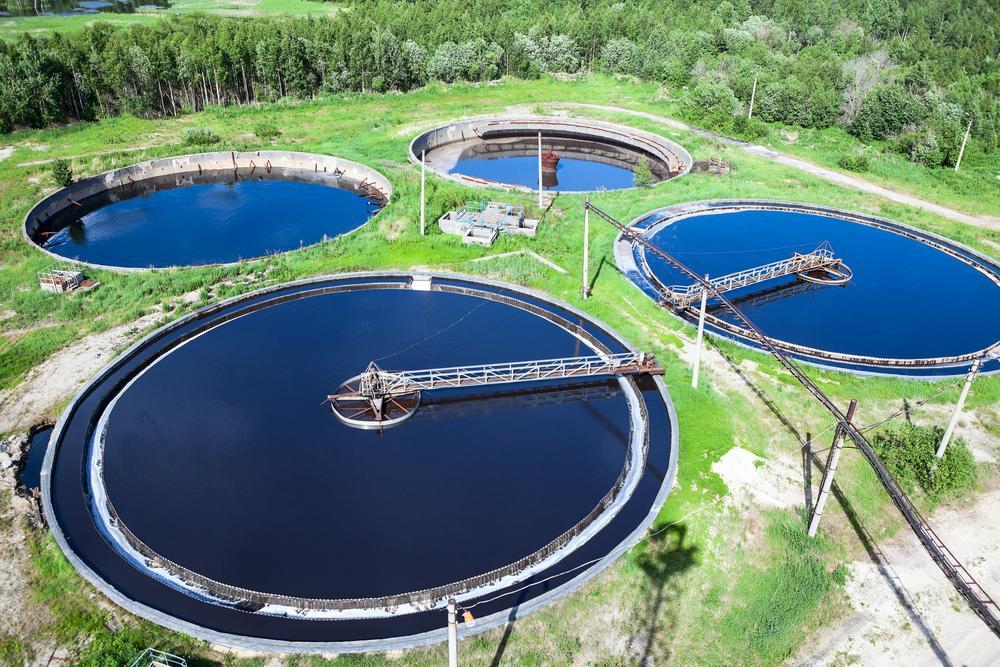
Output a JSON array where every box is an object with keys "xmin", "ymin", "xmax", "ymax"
[
  {"xmin": 252, "ymin": 120, "xmax": 280, "ymax": 139},
  {"xmin": 182, "ymin": 127, "xmax": 220, "ymax": 146},
  {"xmin": 600, "ymin": 38, "xmax": 641, "ymax": 76},
  {"xmin": 50, "ymin": 159, "xmax": 73, "ymax": 187},
  {"xmin": 837, "ymin": 152, "xmax": 870, "ymax": 171},
  {"xmin": 633, "ymin": 158, "xmax": 653, "ymax": 187},
  {"xmin": 872, "ymin": 423, "xmax": 976, "ymax": 504},
  {"xmin": 849, "ymin": 85, "xmax": 924, "ymax": 142}
]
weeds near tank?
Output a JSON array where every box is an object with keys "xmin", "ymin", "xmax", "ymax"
[
  {"xmin": 252, "ymin": 120, "xmax": 281, "ymax": 140},
  {"xmin": 0, "ymin": 325, "xmax": 77, "ymax": 390},
  {"xmin": 710, "ymin": 513, "xmax": 845, "ymax": 664},
  {"xmin": 632, "ymin": 157, "xmax": 653, "ymax": 187},
  {"xmin": 872, "ymin": 423, "xmax": 976, "ymax": 505},
  {"xmin": 182, "ymin": 127, "xmax": 220, "ymax": 146},
  {"xmin": 0, "ymin": 633, "xmax": 27, "ymax": 666},
  {"xmin": 50, "ymin": 160, "xmax": 73, "ymax": 188},
  {"xmin": 27, "ymin": 534, "xmax": 199, "ymax": 665},
  {"xmin": 837, "ymin": 153, "xmax": 871, "ymax": 172}
]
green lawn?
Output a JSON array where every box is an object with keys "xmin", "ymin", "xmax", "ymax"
[{"xmin": 1, "ymin": 76, "xmax": 996, "ymax": 665}]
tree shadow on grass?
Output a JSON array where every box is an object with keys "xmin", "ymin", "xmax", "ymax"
[{"xmin": 629, "ymin": 523, "xmax": 699, "ymax": 666}]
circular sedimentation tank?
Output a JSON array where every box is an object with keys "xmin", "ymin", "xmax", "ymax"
[
  {"xmin": 24, "ymin": 151, "xmax": 391, "ymax": 271},
  {"xmin": 616, "ymin": 200, "xmax": 1000, "ymax": 377},
  {"xmin": 43, "ymin": 272, "xmax": 677, "ymax": 651},
  {"xmin": 410, "ymin": 115, "xmax": 691, "ymax": 193}
]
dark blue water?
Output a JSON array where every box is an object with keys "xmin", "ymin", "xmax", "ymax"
[
  {"xmin": 645, "ymin": 210, "xmax": 1000, "ymax": 359},
  {"xmin": 20, "ymin": 426, "xmax": 51, "ymax": 490},
  {"xmin": 49, "ymin": 275, "xmax": 675, "ymax": 642},
  {"xmin": 39, "ymin": 179, "xmax": 376, "ymax": 268},
  {"xmin": 452, "ymin": 155, "xmax": 637, "ymax": 191},
  {"xmin": 102, "ymin": 288, "xmax": 629, "ymax": 598}
]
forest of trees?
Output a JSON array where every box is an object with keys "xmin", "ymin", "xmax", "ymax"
[{"xmin": 0, "ymin": 0, "xmax": 997, "ymax": 168}]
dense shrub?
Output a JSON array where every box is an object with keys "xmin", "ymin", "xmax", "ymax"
[
  {"xmin": 633, "ymin": 158, "xmax": 653, "ymax": 187},
  {"xmin": 252, "ymin": 120, "xmax": 281, "ymax": 139},
  {"xmin": 850, "ymin": 84, "xmax": 924, "ymax": 141},
  {"xmin": 837, "ymin": 152, "xmax": 870, "ymax": 171},
  {"xmin": 600, "ymin": 38, "xmax": 641, "ymax": 76},
  {"xmin": 428, "ymin": 39, "xmax": 502, "ymax": 82},
  {"xmin": 729, "ymin": 114, "xmax": 769, "ymax": 141},
  {"xmin": 182, "ymin": 127, "xmax": 220, "ymax": 146},
  {"xmin": 50, "ymin": 159, "xmax": 73, "ymax": 187},
  {"xmin": 871, "ymin": 423, "xmax": 976, "ymax": 503},
  {"xmin": 687, "ymin": 76, "xmax": 740, "ymax": 123}
]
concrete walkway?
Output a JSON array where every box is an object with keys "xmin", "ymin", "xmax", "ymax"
[{"xmin": 555, "ymin": 103, "xmax": 999, "ymax": 232}]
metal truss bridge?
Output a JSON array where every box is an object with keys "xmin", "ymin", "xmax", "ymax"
[
  {"xmin": 328, "ymin": 352, "xmax": 661, "ymax": 429},
  {"xmin": 591, "ymin": 200, "xmax": 1000, "ymax": 637},
  {"xmin": 664, "ymin": 241, "xmax": 850, "ymax": 308}
]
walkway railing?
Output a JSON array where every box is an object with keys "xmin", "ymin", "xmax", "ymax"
[
  {"xmin": 128, "ymin": 648, "xmax": 187, "ymax": 667},
  {"xmin": 665, "ymin": 242, "xmax": 842, "ymax": 308},
  {"xmin": 346, "ymin": 352, "xmax": 659, "ymax": 400}
]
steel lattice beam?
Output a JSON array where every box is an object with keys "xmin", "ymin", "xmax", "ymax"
[
  {"xmin": 665, "ymin": 242, "xmax": 844, "ymax": 308},
  {"xmin": 339, "ymin": 352, "xmax": 659, "ymax": 401}
]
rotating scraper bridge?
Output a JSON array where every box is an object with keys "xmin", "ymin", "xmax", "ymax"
[
  {"xmin": 586, "ymin": 200, "xmax": 1000, "ymax": 638},
  {"xmin": 329, "ymin": 352, "xmax": 661, "ymax": 428},
  {"xmin": 660, "ymin": 241, "xmax": 851, "ymax": 309}
]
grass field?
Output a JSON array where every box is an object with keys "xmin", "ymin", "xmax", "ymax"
[{"xmin": 1, "ymin": 75, "xmax": 997, "ymax": 665}]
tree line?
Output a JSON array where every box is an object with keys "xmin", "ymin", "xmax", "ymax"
[{"xmin": 1, "ymin": 0, "xmax": 997, "ymax": 167}]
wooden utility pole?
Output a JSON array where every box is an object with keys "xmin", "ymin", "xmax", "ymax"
[
  {"xmin": 748, "ymin": 71, "xmax": 758, "ymax": 119},
  {"xmin": 537, "ymin": 132, "xmax": 544, "ymax": 211},
  {"xmin": 937, "ymin": 358, "xmax": 983, "ymax": 458},
  {"xmin": 691, "ymin": 278, "xmax": 709, "ymax": 389},
  {"xmin": 447, "ymin": 599, "xmax": 459, "ymax": 667},
  {"xmin": 582, "ymin": 197, "xmax": 590, "ymax": 299},
  {"xmin": 420, "ymin": 149, "xmax": 426, "ymax": 236},
  {"xmin": 808, "ymin": 399, "xmax": 857, "ymax": 537},
  {"xmin": 955, "ymin": 118, "xmax": 973, "ymax": 172}
]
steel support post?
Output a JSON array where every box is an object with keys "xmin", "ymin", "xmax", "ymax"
[
  {"xmin": 937, "ymin": 358, "xmax": 983, "ymax": 458},
  {"xmin": 808, "ymin": 399, "xmax": 858, "ymax": 537}
]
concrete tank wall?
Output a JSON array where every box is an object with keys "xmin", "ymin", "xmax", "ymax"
[
  {"xmin": 409, "ymin": 115, "xmax": 692, "ymax": 193},
  {"xmin": 23, "ymin": 150, "xmax": 393, "ymax": 271}
]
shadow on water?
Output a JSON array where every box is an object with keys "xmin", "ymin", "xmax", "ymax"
[
  {"xmin": 714, "ymin": 346, "xmax": 954, "ymax": 667},
  {"xmin": 630, "ymin": 524, "xmax": 699, "ymax": 665}
]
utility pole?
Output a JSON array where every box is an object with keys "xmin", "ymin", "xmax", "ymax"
[
  {"xmin": 808, "ymin": 399, "xmax": 857, "ymax": 537},
  {"xmin": 691, "ymin": 277, "xmax": 709, "ymax": 389},
  {"xmin": 937, "ymin": 358, "xmax": 983, "ymax": 458},
  {"xmin": 420, "ymin": 149, "xmax": 426, "ymax": 236},
  {"xmin": 582, "ymin": 197, "xmax": 590, "ymax": 299},
  {"xmin": 954, "ymin": 117, "xmax": 973, "ymax": 172},
  {"xmin": 537, "ymin": 132, "xmax": 544, "ymax": 211},
  {"xmin": 748, "ymin": 70, "xmax": 758, "ymax": 120},
  {"xmin": 447, "ymin": 599, "xmax": 458, "ymax": 667}
]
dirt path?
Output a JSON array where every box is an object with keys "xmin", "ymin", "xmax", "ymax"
[
  {"xmin": 554, "ymin": 103, "xmax": 999, "ymax": 232},
  {"xmin": 0, "ymin": 312, "xmax": 165, "ymax": 434},
  {"xmin": 796, "ymin": 482, "xmax": 1000, "ymax": 666}
]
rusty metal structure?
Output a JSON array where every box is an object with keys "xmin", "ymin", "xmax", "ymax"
[
  {"xmin": 663, "ymin": 241, "xmax": 851, "ymax": 308},
  {"xmin": 328, "ymin": 352, "xmax": 661, "ymax": 429},
  {"xmin": 587, "ymin": 199, "xmax": 1000, "ymax": 637}
]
